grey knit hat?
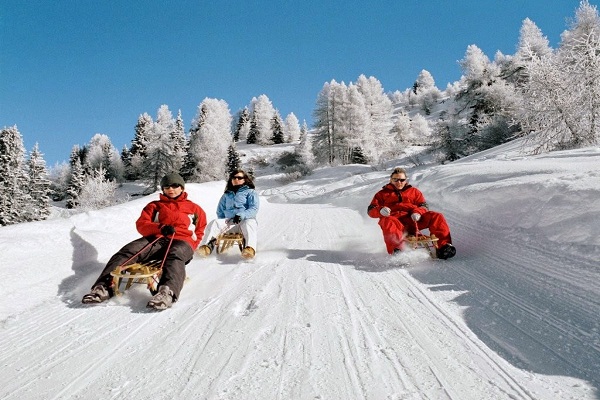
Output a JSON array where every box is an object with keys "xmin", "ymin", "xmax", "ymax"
[{"xmin": 160, "ymin": 173, "xmax": 185, "ymax": 189}]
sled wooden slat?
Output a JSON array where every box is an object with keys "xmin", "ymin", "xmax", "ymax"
[
  {"xmin": 216, "ymin": 232, "xmax": 244, "ymax": 254},
  {"xmin": 110, "ymin": 261, "xmax": 162, "ymax": 295},
  {"xmin": 405, "ymin": 234, "xmax": 439, "ymax": 258}
]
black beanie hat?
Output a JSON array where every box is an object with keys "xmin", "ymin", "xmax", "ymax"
[{"xmin": 160, "ymin": 173, "xmax": 185, "ymax": 189}]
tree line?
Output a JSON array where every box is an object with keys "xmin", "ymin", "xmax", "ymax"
[{"xmin": 2, "ymin": 0, "xmax": 599, "ymax": 226}]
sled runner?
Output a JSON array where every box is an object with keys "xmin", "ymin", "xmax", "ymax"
[
  {"xmin": 216, "ymin": 232, "xmax": 245, "ymax": 254},
  {"xmin": 109, "ymin": 236, "xmax": 174, "ymax": 295},
  {"xmin": 403, "ymin": 219, "xmax": 440, "ymax": 258},
  {"xmin": 405, "ymin": 233, "xmax": 439, "ymax": 258},
  {"xmin": 110, "ymin": 261, "xmax": 162, "ymax": 295}
]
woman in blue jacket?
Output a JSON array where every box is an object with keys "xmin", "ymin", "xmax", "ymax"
[{"xmin": 198, "ymin": 169, "xmax": 259, "ymax": 259}]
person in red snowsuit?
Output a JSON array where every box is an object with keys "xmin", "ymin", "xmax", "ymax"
[
  {"xmin": 81, "ymin": 173, "xmax": 207, "ymax": 309},
  {"xmin": 368, "ymin": 167, "xmax": 456, "ymax": 259}
]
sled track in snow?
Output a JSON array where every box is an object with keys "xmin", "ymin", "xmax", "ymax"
[
  {"xmin": 370, "ymin": 269, "xmax": 535, "ymax": 399},
  {"xmin": 438, "ymin": 210, "xmax": 600, "ymax": 387}
]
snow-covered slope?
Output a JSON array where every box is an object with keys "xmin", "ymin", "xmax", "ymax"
[{"xmin": 1, "ymin": 142, "xmax": 598, "ymax": 400}]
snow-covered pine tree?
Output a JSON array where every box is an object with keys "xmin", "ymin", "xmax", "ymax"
[
  {"xmin": 48, "ymin": 162, "xmax": 71, "ymax": 201},
  {"xmin": 342, "ymin": 83, "xmax": 370, "ymax": 164},
  {"xmin": 295, "ymin": 121, "xmax": 315, "ymax": 169},
  {"xmin": 131, "ymin": 113, "xmax": 153, "ymax": 158},
  {"xmin": 555, "ymin": 0, "xmax": 600, "ymax": 147},
  {"xmin": 128, "ymin": 112, "xmax": 153, "ymax": 179},
  {"xmin": 76, "ymin": 165, "xmax": 118, "ymax": 211},
  {"xmin": 234, "ymin": 107, "xmax": 250, "ymax": 142},
  {"xmin": 270, "ymin": 111, "xmax": 285, "ymax": 144},
  {"xmin": 250, "ymin": 95, "xmax": 276, "ymax": 145},
  {"xmin": 66, "ymin": 157, "xmax": 85, "ymax": 209},
  {"xmin": 171, "ymin": 110, "xmax": 187, "ymax": 172},
  {"xmin": 355, "ymin": 75, "xmax": 394, "ymax": 164},
  {"xmin": 85, "ymin": 134, "xmax": 124, "ymax": 182},
  {"xmin": 141, "ymin": 105, "xmax": 182, "ymax": 190},
  {"xmin": 25, "ymin": 143, "xmax": 52, "ymax": 221},
  {"xmin": 413, "ymin": 70, "xmax": 442, "ymax": 115},
  {"xmin": 246, "ymin": 113, "xmax": 259, "ymax": 144},
  {"xmin": 184, "ymin": 98, "xmax": 232, "ymax": 182},
  {"xmin": 506, "ymin": 18, "xmax": 553, "ymax": 87},
  {"xmin": 283, "ymin": 113, "xmax": 301, "ymax": 143},
  {"xmin": 121, "ymin": 145, "xmax": 133, "ymax": 179},
  {"xmin": 226, "ymin": 143, "xmax": 242, "ymax": 175},
  {"xmin": 432, "ymin": 108, "xmax": 470, "ymax": 162},
  {"xmin": 455, "ymin": 45, "xmax": 520, "ymax": 154},
  {"xmin": 520, "ymin": 1, "xmax": 600, "ymax": 152},
  {"xmin": 391, "ymin": 112, "xmax": 412, "ymax": 145},
  {"xmin": 0, "ymin": 126, "xmax": 32, "ymax": 225},
  {"xmin": 312, "ymin": 80, "xmax": 349, "ymax": 165}
]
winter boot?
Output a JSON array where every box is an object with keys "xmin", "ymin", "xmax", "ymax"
[
  {"xmin": 436, "ymin": 244, "xmax": 456, "ymax": 260},
  {"xmin": 82, "ymin": 285, "xmax": 111, "ymax": 304},
  {"xmin": 241, "ymin": 246, "xmax": 255, "ymax": 259},
  {"xmin": 146, "ymin": 285, "xmax": 173, "ymax": 310},
  {"xmin": 197, "ymin": 238, "xmax": 216, "ymax": 257}
]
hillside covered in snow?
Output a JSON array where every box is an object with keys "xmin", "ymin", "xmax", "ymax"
[{"xmin": 0, "ymin": 141, "xmax": 599, "ymax": 399}]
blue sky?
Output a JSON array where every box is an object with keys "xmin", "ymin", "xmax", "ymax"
[{"xmin": 1, "ymin": 0, "xmax": 583, "ymax": 166}]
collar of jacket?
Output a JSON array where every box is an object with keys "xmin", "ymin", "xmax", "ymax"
[
  {"xmin": 159, "ymin": 191, "xmax": 188, "ymax": 202},
  {"xmin": 383, "ymin": 183, "xmax": 412, "ymax": 192},
  {"xmin": 228, "ymin": 184, "xmax": 249, "ymax": 194}
]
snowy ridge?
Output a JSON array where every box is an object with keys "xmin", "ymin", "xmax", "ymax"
[{"xmin": 0, "ymin": 142, "xmax": 599, "ymax": 399}]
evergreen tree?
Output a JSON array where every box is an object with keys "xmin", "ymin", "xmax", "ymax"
[
  {"xmin": 342, "ymin": 83, "xmax": 370, "ymax": 164},
  {"xmin": 226, "ymin": 143, "xmax": 242, "ymax": 175},
  {"xmin": 270, "ymin": 111, "xmax": 285, "ymax": 144},
  {"xmin": 455, "ymin": 45, "xmax": 521, "ymax": 154},
  {"xmin": 142, "ymin": 105, "xmax": 181, "ymax": 190},
  {"xmin": 283, "ymin": 113, "xmax": 301, "ymax": 143},
  {"xmin": 234, "ymin": 107, "xmax": 250, "ymax": 142},
  {"xmin": 129, "ymin": 113, "xmax": 153, "ymax": 179},
  {"xmin": 415, "ymin": 70, "xmax": 436, "ymax": 92},
  {"xmin": 246, "ymin": 113, "xmax": 259, "ymax": 144},
  {"xmin": 414, "ymin": 70, "xmax": 442, "ymax": 115},
  {"xmin": 76, "ymin": 166, "xmax": 118, "ymax": 211},
  {"xmin": 183, "ymin": 99, "xmax": 232, "ymax": 182},
  {"xmin": 131, "ymin": 113, "xmax": 153, "ymax": 158},
  {"xmin": 0, "ymin": 126, "xmax": 31, "ymax": 225},
  {"xmin": 355, "ymin": 75, "xmax": 394, "ymax": 164},
  {"xmin": 350, "ymin": 147, "xmax": 368, "ymax": 164},
  {"xmin": 121, "ymin": 145, "xmax": 133, "ymax": 179},
  {"xmin": 170, "ymin": 110, "xmax": 187, "ymax": 173},
  {"xmin": 296, "ymin": 121, "xmax": 315, "ymax": 169},
  {"xmin": 66, "ymin": 158, "xmax": 85, "ymax": 209},
  {"xmin": 250, "ymin": 95, "xmax": 276, "ymax": 145},
  {"xmin": 432, "ymin": 110, "xmax": 470, "ymax": 162},
  {"xmin": 508, "ymin": 18, "xmax": 553, "ymax": 86},
  {"xmin": 26, "ymin": 143, "xmax": 52, "ymax": 221},
  {"xmin": 85, "ymin": 134, "xmax": 123, "ymax": 182}
]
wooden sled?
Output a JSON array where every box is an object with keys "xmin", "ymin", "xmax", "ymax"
[
  {"xmin": 405, "ymin": 234, "xmax": 439, "ymax": 258},
  {"xmin": 216, "ymin": 232, "xmax": 245, "ymax": 254},
  {"xmin": 110, "ymin": 261, "xmax": 162, "ymax": 295}
]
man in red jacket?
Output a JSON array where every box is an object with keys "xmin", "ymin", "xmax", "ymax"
[
  {"xmin": 82, "ymin": 173, "xmax": 207, "ymax": 310},
  {"xmin": 368, "ymin": 167, "xmax": 456, "ymax": 259}
]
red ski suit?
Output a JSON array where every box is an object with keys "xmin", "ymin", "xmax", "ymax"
[{"xmin": 368, "ymin": 183, "xmax": 452, "ymax": 254}]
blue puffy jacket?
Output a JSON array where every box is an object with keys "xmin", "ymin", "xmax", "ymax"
[{"xmin": 216, "ymin": 185, "xmax": 259, "ymax": 220}]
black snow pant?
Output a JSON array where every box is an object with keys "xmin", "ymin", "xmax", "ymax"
[{"xmin": 92, "ymin": 236, "xmax": 194, "ymax": 300}]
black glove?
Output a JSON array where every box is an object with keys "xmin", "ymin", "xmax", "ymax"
[
  {"xmin": 161, "ymin": 225, "xmax": 176, "ymax": 236},
  {"xmin": 231, "ymin": 215, "xmax": 242, "ymax": 224}
]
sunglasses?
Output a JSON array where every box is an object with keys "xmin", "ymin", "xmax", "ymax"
[
  {"xmin": 162, "ymin": 184, "xmax": 181, "ymax": 189},
  {"xmin": 232, "ymin": 175, "xmax": 245, "ymax": 180},
  {"xmin": 391, "ymin": 178, "xmax": 407, "ymax": 183}
]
